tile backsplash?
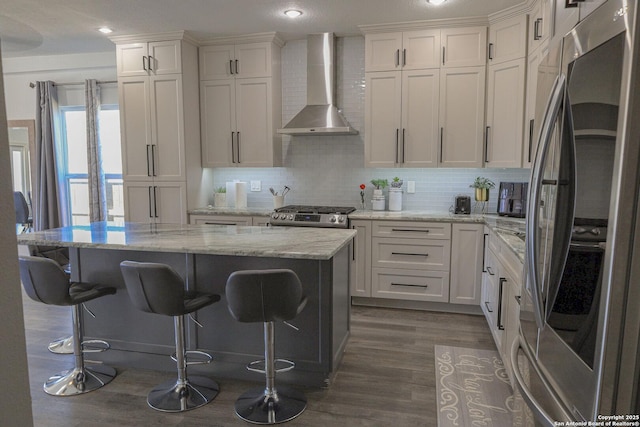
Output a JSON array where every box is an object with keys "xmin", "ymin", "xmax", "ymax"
[{"xmin": 209, "ymin": 36, "xmax": 530, "ymax": 213}]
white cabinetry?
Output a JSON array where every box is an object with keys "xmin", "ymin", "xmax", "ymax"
[
  {"xmin": 189, "ymin": 214, "xmax": 270, "ymax": 226},
  {"xmin": 488, "ymin": 15, "xmax": 527, "ymax": 65},
  {"xmin": 350, "ymin": 220, "xmax": 372, "ymax": 297},
  {"xmin": 449, "ymin": 223, "xmax": 484, "ymax": 305},
  {"xmin": 364, "ymin": 25, "xmax": 486, "ymax": 168},
  {"xmin": 112, "ymin": 32, "xmax": 201, "ymax": 225},
  {"xmin": 528, "ymin": 0, "xmax": 552, "ymax": 52},
  {"xmin": 200, "ymin": 34, "xmax": 283, "ymax": 168}
]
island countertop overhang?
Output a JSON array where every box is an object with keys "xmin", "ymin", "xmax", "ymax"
[{"xmin": 16, "ymin": 222, "xmax": 357, "ymax": 260}]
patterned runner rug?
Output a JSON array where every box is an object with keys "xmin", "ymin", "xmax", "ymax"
[{"xmin": 435, "ymin": 345, "xmax": 527, "ymax": 427}]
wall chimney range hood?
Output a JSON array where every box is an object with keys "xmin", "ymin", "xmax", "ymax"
[{"xmin": 277, "ymin": 33, "xmax": 358, "ymax": 136}]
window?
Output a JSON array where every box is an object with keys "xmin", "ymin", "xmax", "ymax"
[{"xmin": 59, "ymin": 106, "xmax": 124, "ymax": 225}]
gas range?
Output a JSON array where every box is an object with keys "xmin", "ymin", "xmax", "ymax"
[{"xmin": 269, "ymin": 205, "xmax": 356, "ymax": 228}]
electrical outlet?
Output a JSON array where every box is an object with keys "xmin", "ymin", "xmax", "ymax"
[
  {"xmin": 250, "ymin": 180, "xmax": 261, "ymax": 192},
  {"xmin": 407, "ymin": 181, "xmax": 416, "ymax": 194}
]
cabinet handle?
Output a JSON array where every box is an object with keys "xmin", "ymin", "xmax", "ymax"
[
  {"xmin": 515, "ymin": 295, "xmax": 522, "ymax": 305},
  {"xmin": 484, "ymin": 301, "xmax": 494, "ymax": 313},
  {"xmin": 528, "ymin": 119, "xmax": 535, "ymax": 163},
  {"xmin": 488, "ymin": 43, "xmax": 494, "ymax": 60},
  {"xmin": 403, "ymin": 48, "xmax": 407, "ymax": 66},
  {"xmin": 153, "ymin": 186, "xmax": 158, "ymax": 218},
  {"xmin": 236, "ymin": 131, "xmax": 241, "ymax": 163},
  {"xmin": 442, "ymin": 46, "xmax": 445, "ymax": 65},
  {"xmin": 352, "ymin": 226, "xmax": 356, "ymax": 261},
  {"xmin": 439, "ymin": 127, "xmax": 444, "ymax": 163},
  {"xmin": 142, "ymin": 56, "xmax": 148, "ymax": 71},
  {"xmin": 487, "ymin": 266, "xmax": 495, "ymax": 276},
  {"xmin": 147, "ymin": 56, "xmax": 154, "ymax": 71},
  {"xmin": 148, "ymin": 186, "xmax": 153, "ymax": 218},
  {"xmin": 391, "ymin": 252, "xmax": 428, "ymax": 257},
  {"xmin": 205, "ymin": 222, "xmax": 236, "ymax": 225},
  {"xmin": 395, "ymin": 49, "xmax": 400, "ymax": 67},
  {"xmin": 146, "ymin": 144, "xmax": 152, "ymax": 176},
  {"xmin": 395, "ymin": 129, "xmax": 399, "ymax": 163},
  {"xmin": 565, "ymin": 0, "xmax": 582, "ymax": 8},
  {"xmin": 402, "ymin": 128, "xmax": 406, "ymax": 163},
  {"xmin": 484, "ymin": 126, "xmax": 490, "ymax": 163},
  {"xmin": 231, "ymin": 132, "xmax": 236, "ymax": 163},
  {"xmin": 391, "ymin": 283, "xmax": 428, "ymax": 288},
  {"xmin": 229, "ymin": 60, "xmax": 234, "ymax": 75},
  {"xmin": 391, "ymin": 228, "xmax": 430, "ymax": 233},
  {"xmin": 235, "ymin": 59, "xmax": 239, "ymax": 75},
  {"xmin": 482, "ymin": 233, "xmax": 488, "ymax": 272},
  {"xmin": 498, "ymin": 277, "xmax": 506, "ymax": 330},
  {"xmin": 534, "ymin": 18, "xmax": 543, "ymax": 40},
  {"xmin": 150, "ymin": 145, "xmax": 156, "ymax": 176}
]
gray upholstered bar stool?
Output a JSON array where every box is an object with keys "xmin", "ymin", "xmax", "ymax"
[
  {"xmin": 120, "ymin": 260, "xmax": 221, "ymax": 412},
  {"xmin": 226, "ymin": 269, "xmax": 308, "ymax": 424},
  {"xmin": 18, "ymin": 256, "xmax": 117, "ymax": 396}
]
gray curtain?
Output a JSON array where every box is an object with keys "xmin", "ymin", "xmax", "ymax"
[
  {"xmin": 34, "ymin": 81, "xmax": 64, "ymax": 231},
  {"xmin": 85, "ymin": 79, "xmax": 107, "ymax": 222}
]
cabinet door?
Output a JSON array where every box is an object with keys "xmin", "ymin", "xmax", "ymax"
[
  {"xmin": 119, "ymin": 77, "xmax": 153, "ymax": 181},
  {"xmin": 501, "ymin": 269, "xmax": 521, "ymax": 385},
  {"xmin": 251, "ymin": 216, "xmax": 271, "ymax": 227},
  {"xmin": 148, "ymin": 40, "xmax": 182, "ymax": 75},
  {"xmin": 199, "ymin": 45, "xmax": 235, "ymax": 80},
  {"xmin": 528, "ymin": 0, "xmax": 550, "ymax": 52},
  {"xmin": 116, "ymin": 43, "xmax": 149, "ymax": 77},
  {"xmin": 153, "ymin": 183, "xmax": 187, "ymax": 224},
  {"xmin": 123, "ymin": 182, "xmax": 154, "ymax": 223},
  {"xmin": 372, "ymin": 268, "xmax": 449, "ymax": 302},
  {"xmin": 449, "ymin": 223, "xmax": 484, "ymax": 305},
  {"xmin": 439, "ymin": 66, "xmax": 485, "ymax": 167},
  {"xmin": 350, "ymin": 220, "xmax": 372, "ymax": 297},
  {"xmin": 401, "ymin": 69, "xmax": 440, "ymax": 168},
  {"xmin": 365, "ymin": 71, "xmax": 402, "ymax": 167},
  {"xmin": 441, "ymin": 27, "xmax": 487, "ymax": 68},
  {"xmin": 402, "ymin": 30, "xmax": 441, "ymax": 70},
  {"xmin": 523, "ymin": 47, "xmax": 543, "ymax": 168},
  {"xmin": 234, "ymin": 42, "xmax": 272, "ymax": 78},
  {"xmin": 200, "ymin": 79, "xmax": 235, "ymax": 167},
  {"xmin": 235, "ymin": 78, "xmax": 273, "ymax": 167},
  {"xmin": 365, "ymin": 32, "xmax": 403, "ymax": 72},
  {"xmin": 485, "ymin": 58, "xmax": 526, "ymax": 168},
  {"xmin": 149, "ymin": 75, "xmax": 185, "ymax": 180},
  {"xmin": 489, "ymin": 15, "xmax": 527, "ymax": 64},
  {"xmin": 191, "ymin": 215, "xmax": 251, "ymax": 226}
]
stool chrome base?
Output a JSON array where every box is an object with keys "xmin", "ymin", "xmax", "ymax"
[
  {"xmin": 44, "ymin": 365, "xmax": 116, "ymax": 396},
  {"xmin": 235, "ymin": 386, "xmax": 307, "ymax": 424},
  {"xmin": 147, "ymin": 376, "xmax": 219, "ymax": 412},
  {"xmin": 48, "ymin": 335, "xmax": 74, "ymax": 354}
]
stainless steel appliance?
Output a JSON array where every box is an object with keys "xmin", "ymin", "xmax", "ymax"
[
  {"xmin": 454, "ymin": 195, "xmax": 471, "ymax": 215},
  {"xmin": 512, "ymin": 0, "xmax": 640, "ymax": 423},
  {"xmin": 269, "ymin": 205, "xmax": 356, "ymax": 228},
  {"xmin": 497, "ymin": 182, "xmax": 528, "ymax": 218}
]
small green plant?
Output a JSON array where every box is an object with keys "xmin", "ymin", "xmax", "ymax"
[
  {"xmin": 214, "ymin": 186, "xmax": 226, "ymax": 193},
  {"xmin": 390, "ymin": 177, "xmax": 403, "ymax": 188},
  {"xmin": 469, "ymin": 177, "xmax": 495, "ymax": 190},
  {"xmin": 370, "ymin": 178, "xmax": 389, "ymax": 190}
]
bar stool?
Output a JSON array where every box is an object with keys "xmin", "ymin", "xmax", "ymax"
[
  {"xmin": 226, "ymin": 269, "xmax": 308, "ymax": 424},
  {"xmin": 18, "ymin": 256, "xmax": 117, "ymax": 396},
  {"xmin": 120, "ymin": 260, "xmax": 221, "ymax": 412}
]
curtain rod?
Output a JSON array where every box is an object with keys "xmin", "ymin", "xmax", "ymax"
[{"xmin": 28, "ymin": 80, "xmax": 117, "ymax": 88}]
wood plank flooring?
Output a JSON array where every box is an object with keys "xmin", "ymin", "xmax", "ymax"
[{"xmin": 23, "ymin": 293, "xmax": 497, "ymax": 426}]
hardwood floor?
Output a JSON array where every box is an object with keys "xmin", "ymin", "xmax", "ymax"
[{"xmin": 23, "ymin": 293, "xmax": 497, "ymax": 426}]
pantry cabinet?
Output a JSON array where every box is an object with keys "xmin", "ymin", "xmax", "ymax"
[
  {"xmin": 364, "ymin": 30, "xmax": 441, "ymax": 72},
  {"xmin": 199, "ymin": 34, "xmax": 283, "ymax": 168},
  {"xmin": 112, "ymin": 32, "xmax": 202, "ymax": 224}
]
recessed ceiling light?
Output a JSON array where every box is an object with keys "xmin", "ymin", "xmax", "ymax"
[
  {"xmin": 427, "ymin": 0, "xmax": 447, "ymax": 4},
  {"xmin": 98, "ymin": 27, "xmax": 113, "ymax": 34},
  {"xmin": 284, "ymin": 9, "xmax": 303, "ymax": 18}
]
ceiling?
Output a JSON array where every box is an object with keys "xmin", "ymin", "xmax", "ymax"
[{"xmin": 0, "ymin": 0, "xmax": 524, "ymax": 58}]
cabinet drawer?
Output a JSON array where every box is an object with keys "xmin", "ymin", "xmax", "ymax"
[
  {"xmin": 372, "ymin": 237, "xmax": 450, "ymax": 270},
  {"xmin": 488, "ymin": 229, "xmax": 501, "ymax": 255},
  {"xmin": 372, "ymin": 221, "xmax": 451, "ymax": 239},
  {"xmin": 372, "ymin": 268, "xmax": 449, "ymax": 302},
  {"xmin": 190, "ymin": 215, "xmax": 252, "ymax": 226}
]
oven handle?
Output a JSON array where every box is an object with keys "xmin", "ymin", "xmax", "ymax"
[{"xmin": 570, "ymin": 241, "xmax": 605, "ymax": 251}]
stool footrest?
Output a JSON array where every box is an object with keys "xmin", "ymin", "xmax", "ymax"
[
  {"xmin": 81, "ymin": 339, "xmax": 110, "ymax": 353},
  {"xmin": 247, "ymin": 358, "xmax": 295, "ymax": 374},
  {"xmin": 170, "ymin": 350, "xmax": 213, "ymax": 365}
]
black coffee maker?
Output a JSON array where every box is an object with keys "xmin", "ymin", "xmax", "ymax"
[{"xmin": 497, "ymin": 182, "xmax": 528, "ymax": 217}]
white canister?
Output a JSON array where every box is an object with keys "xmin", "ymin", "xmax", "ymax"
[
  {"xmin": 225, "ymin": 181, "xmax": 237, "ymax": 208},
  {"xmin": 273, "ymin": 195, "xmax": 284, "ymax": 209},
  {"xmin": 388, "ymin": 188, "xmax": 402, "ymax": 211},
  {"xmin": 235, "ymin": 182, "xmax": 247, "ymax": 208},
  {"xmin": 372, "ymin": 195, "xmax": 385, "ymax": 211},
  {"xmin": 214, "ymin": 192, "xmax": 227, "ymax": 207}
]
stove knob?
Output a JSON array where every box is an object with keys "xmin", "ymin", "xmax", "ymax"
[
  {"xmin": 288, "ymin": 214, "xmax": 294, "ymax": 220},
  {"xmin": 272, "ymin": 213, "xmax": 278, "ymax": 219},
  {"xmin": 574, "ymin": 226, "xmax": 586, "ymax": 234},
  {"xmin": 590, "ymin": 228, "xmax": 601, "ymax": 236},
  {"xmin": 338, "ymin": 216, "xmax": 345, "ymax": 223},
  {"xmin": 330, "ymin": 216, "xmax": 337, "ymax": 223}
]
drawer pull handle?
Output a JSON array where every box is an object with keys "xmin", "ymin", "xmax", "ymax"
[
  {"xmin": 515, "ymin": 295, "xmax": 522, "ymax": 305},
  {"xmin": 204, "ymin": 222, "xmax": 237, "ymax": 226},
  {"xmin": 484, "ymin": 301, "xmax": 493, "ymax": 313},
  {"xmin": 391, "ymin": 283, "xmax": 428, "ymax": 288},
  {"xmin": 390, "ymin": 228, "xmax": 430, "ymax": 233},
  {"xmin": 391, "ymin": 252, "xmax": 428, "ymax": 257},
  {"xmin": 486, "ymin": 266, "xmax": 495, "ymax": 276}
]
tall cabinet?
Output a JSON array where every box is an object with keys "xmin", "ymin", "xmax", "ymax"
[
  {"xmin": 362, "ymin": 24, "xmax": 487, "ymax": 168},
  {"xmin": 199, "ymin": 34, "xmax": 283, "ymax": 168},
  {"xmin": 112, "ymin": 32, "xmax": 203, "ymax": 224}
]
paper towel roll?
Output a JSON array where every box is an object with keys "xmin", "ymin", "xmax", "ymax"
[
  {"xmin": 235, "ymin": 182, "xmax": 247, "ymax": 208},
  {"xmin": 226, "ymin": 181, "xmax": 236, "ymax": 208}
]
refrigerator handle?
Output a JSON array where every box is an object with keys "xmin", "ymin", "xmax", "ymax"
[
  {"xmin": 526, "ymin": 73, "xmax": 566, "ymax": 330},
  {"xmin": 510, "ymin": 337, "xmax": 574, "ymax": 426}
]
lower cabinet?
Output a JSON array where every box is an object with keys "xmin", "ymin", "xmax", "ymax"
[
  {"xmin": 449, "ymin": 223, "xmax": 484, "ymax": 305},
  {"xmin": 189, "ymin": 214, "xmax": 269, "ymax": 226},
  {"xmin": 372, "ymin": 268, "xmax": 449, "ymax": 302},
  {"xmin": 350, "ymin": 220, "xmax": 372, "ymax": 297},
  {"xmin": 124, "ymin": 181, "xmax": 187, "ymax": 224}
]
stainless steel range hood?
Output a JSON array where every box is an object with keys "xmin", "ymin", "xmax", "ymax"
[{"xmin": 277, "ymin": 33, "xmax": 358, "ymax": 136}]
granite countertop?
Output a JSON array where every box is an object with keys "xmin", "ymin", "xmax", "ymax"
[{"xmin": 16, "ymin": 222, "xmax": 356, "ymax": 260}]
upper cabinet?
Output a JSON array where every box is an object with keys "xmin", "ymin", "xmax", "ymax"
[
  {"xmin": 528, "ymin": 0, "xmax": 552, "ymax": 52},
  {"xmin": 199, "ymin": 34, "xmax": 283, "ymax": 168},
  {"xmin": 116, "ymin": 40, "xmax": 182, "ymax": 77},
  {"xmin": 363, "ymin": 25, "xmax": 487, "ymax": 168},
  {"xmin": 488, "ymin": 15, "xmax": 528, "ymax": 64}
]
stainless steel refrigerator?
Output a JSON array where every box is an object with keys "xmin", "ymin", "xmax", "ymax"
[{"xmin": 512, "ymin": 0, "xmax": 640, "ymax": 423}]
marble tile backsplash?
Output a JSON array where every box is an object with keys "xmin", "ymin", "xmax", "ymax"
[{"xmin": 209, "ymin": 36, "xmax": 530, "ymax": 213}]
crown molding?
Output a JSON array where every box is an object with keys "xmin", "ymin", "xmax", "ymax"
[
  {"xmin": 198, "ymin": 32, "xmax": 285, "ymax": 47},
  {"xmin": 359, "ymin": 15, "xmax": 489, "ymax": 34}
]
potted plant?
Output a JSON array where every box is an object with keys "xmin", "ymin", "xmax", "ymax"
[
  {"xmin": 214, "ymin": 186, "xmax": 227, "ymax": 207},
  {"xmin": 470, "ymin": 177, "xmax": 495, "ymax": 202},
  {"xmin": 390, "ymin": 176, "xmax": 403, "ymax": 188},
  {"xmin": 370, "ymin": 179, "xmax": 388, "ymax": 211},
  {"xmin": 370, "ymin": 178, "xmax": 388, "ymax": 194}
]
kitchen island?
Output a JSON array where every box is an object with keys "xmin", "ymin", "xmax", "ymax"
[{"xmin": 16, "ymin": 222, "xmax": 355, "ymax": 387}]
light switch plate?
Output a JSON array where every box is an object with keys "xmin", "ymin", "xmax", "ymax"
[
  {"xmin": 407, "ymin": 181, "xmax": 415, "ymax": 194},
  {"xmin": 250, "ymin": 180, "xmax": 261, "ymax": 192}
]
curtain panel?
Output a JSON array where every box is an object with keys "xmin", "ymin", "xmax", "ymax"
[{"xmin": 85, "ymin": 79, "xmax": 107, "ymax": 222}]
